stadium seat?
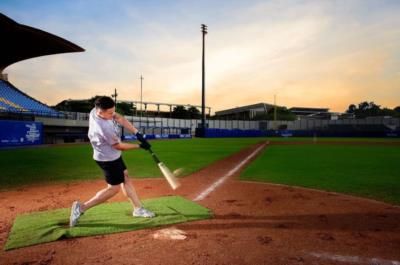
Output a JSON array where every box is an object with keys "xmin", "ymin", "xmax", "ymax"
[{"xmin": 0, "ymin": 80, "xmax": 60, "ymax": 116}]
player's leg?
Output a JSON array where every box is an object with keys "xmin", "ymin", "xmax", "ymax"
[
  {"xmin": 70, "ymin": 158, "xmax": 124, "ymax": 226},
  {"xmin": 121, "ymin": 169, "xmax": 142, "ymax": 208},
  {"xmin": 81, "ymin": 184, "xmax": 120, "ymax": 212},
  {"xmin": 70, "ymin": 184, "xmax": 120, "ymax": 227},
  {"xmin": 121, "ymin": 170, "xmax": 155, "ymax": 218}
]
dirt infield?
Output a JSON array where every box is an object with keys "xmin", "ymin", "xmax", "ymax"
[{"xmin": 1, "ymin": 142, "xmax": 400, "ymax": 265}]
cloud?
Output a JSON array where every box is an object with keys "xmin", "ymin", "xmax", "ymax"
[{"xmin": 2, "ymin": 0, "xmax": 400, "ymax": 113}]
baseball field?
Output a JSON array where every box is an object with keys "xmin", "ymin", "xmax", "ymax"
[{"xmin": 0, "ymin": 137, "xmax": 399, "ymax": 264}]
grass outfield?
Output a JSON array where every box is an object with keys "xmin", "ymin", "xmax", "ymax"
[
  {"xmin": 0, "ymin": 138, "xmax": 263, "ymax": 189},
  {"xmin": 241, "ymin": 144, "xmax": 400, "ymax": 205},
  {"xmin": 265, "ymin": 137, "xmax": 400, "ymax": 143}
]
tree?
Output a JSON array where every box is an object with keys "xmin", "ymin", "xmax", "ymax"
[
  {"xmin": 53, "ymin": 96, "xmax": 137, "ymax": 115},
  {"xmin": 172, "ymin": 105, "xmax": 189, "ymax": 119},
  {"xmin": 187, "ymin": 106, "xmax": 200, "ymax": 119},
  {"xmin": 53, "ymin": 99, "xmax": 92, "ymax": 112},
  {"xmin": 88, "ymin": 96, "xmax": 101, "ymax": 107},
  {"xmin": 346, "ymin": 104, "xmax": 357, "ymax": 114},
  {"xmin": 345, "ymin": 101, "xmax": 400, "ymax": 118},
  {"xmin": 393, "ymin": 106, "xmax": 400, "ymax": 118},
  {"xmin": 358, "ymin": 101, "xmax": 371, "ymax": 111},
  {"xmin": 116, "ymin": 102, "xmax": 135, "ymax": 116}
]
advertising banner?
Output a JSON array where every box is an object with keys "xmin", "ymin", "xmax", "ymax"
[{"xmin": 0, "ymin": 121, "xmax": 43, "ymax": 147}]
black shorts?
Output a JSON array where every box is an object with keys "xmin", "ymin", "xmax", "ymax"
[{"xmin": 95, "ymin": 156, "xmax": 127, "ymax": 185}]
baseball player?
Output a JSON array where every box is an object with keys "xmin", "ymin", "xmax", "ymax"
[{"xmin": 70, "ymin": 96, "xmax": 154, "ymax": 227}]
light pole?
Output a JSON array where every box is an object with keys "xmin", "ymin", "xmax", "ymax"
[
  {"xmin": 112, "ymin": 88, "xmax": 124, "ymax": 138},
  {"xmin": 140, "ymin": 75, "xmax": 143, "ymax": 126},
  {"xmin": 112, "ymin": 88, "xmax": 118, "ymax": 105},
  {"xmin": 274, "ymin": 94, "xmax": 277, "ymax": 129},
  {"xmin": 201, "ymin": 24, "xmax": 207, "ymax": 135}
]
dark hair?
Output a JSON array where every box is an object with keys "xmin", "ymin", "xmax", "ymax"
[{"xmin": 95, "ymin": 96, "xmax": 115, "ymax": 110}]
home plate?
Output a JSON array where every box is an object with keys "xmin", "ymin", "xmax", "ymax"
[{"xmin": 152, "ymin": 227, "xmax": 187, "ymax": 240}]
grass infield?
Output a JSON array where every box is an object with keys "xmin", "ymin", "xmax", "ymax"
[
  {"xmin": 241, "ymin": 144, "xmax": 400, "ymax": 205},
  {"xmin": 5, "ymin": 196, "xmax": 212, "ymax": 250}
]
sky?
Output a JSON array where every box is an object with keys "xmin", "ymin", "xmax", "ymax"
[{"xmin": 1, "ymin": 0, "xmax": 400, "ymax": 113}]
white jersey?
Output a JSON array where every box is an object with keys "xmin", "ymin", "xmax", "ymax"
[{"xmin": 88, "ymin": 108, "xmax": 121, "ymax": 161}]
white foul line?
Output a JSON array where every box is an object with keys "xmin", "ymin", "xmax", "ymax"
[
  {"xmin": 309, "ymin": 252, "xmax": 400, "ymax": 265},
  {"xmin": 193, "ymin": 142, "xmax": 267, "ymax": 202}
]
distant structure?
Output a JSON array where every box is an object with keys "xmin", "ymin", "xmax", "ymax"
[
  {"xmin": 119, "ymin": 100, "xmax": 211, "ymax": 118},
  {"xmin": 214, "ymin": 104, "xmax": 340, "ymax": 120},
  {"xmin": 289, "ymin": 107, "xmax": 338, "ymax": 120},
  {"xmin": 215, "ymin": 103, "xmax": 276, "ymax": 120},
  {"xmin": 55, "ymin": 98, "xmax": 212, "ymax": 118}
]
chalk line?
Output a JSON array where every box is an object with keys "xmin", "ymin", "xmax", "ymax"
[{"xmin": 193, "ymin": 142, "xmax": 267, "ymax": 202}]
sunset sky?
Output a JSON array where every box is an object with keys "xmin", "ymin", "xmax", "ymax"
[{"xmin": 1, "ymin": 0, "xmax": 399, "ymax": 113}]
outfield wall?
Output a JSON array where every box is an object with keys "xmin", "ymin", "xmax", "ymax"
[
  {"xmin": 260, "ymin": 117, "xmax": 400, "ymax": 131},
  {"xmin": 24, "ymin": 112, "xmax": 400, "ymax": 142},
  {"xmin": 123, "ymin": 116, "xmax": 260, "ymax": 131},
  {"xmin": 55, "ymin": 112, "xmax": 399, "ymax": 132}
]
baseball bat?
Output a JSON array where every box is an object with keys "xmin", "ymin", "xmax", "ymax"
[{"xmin": 148, "ymin": 149, "xmax": 181, "ymax": 190}]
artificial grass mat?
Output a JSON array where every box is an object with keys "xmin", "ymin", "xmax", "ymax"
[{"xmin": 5, "ymin": 196, "xmax": 212, "ymax": 250}]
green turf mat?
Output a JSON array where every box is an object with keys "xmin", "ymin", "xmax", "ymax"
[{"xmin": 5, "ymin": 196, "xmax": 212, "ymax": 250}]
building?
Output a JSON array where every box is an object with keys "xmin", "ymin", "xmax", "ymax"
[
  {"xmin": 289, "ymin": 107, "xmax": 338, "ymax": 120},
  {"xmin": 215, "ymin": 103, "xmax": 276, "ymax": 120}
]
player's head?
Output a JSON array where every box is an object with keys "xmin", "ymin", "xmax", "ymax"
[{"xmin": 95, "ymin": 96, "xmax": 115, "ymax": 120}]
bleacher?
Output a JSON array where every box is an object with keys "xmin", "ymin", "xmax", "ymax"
[{"xmin": 0, "ymin": 80, "xmax": 60, "ymax": 117}]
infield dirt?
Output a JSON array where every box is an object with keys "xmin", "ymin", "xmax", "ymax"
[{"xmin": 0, "ymin": 142, "xmax": 399, "ymax": 265}]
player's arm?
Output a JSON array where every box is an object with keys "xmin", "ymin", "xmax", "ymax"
[
  {"xmin": 112, "ymin": 142, "xmax": 140, "ymax": 151},
  {"xmin": 113, "ymin": 112, "xmax": 151, "ymax": 150},
  {"xmin": 113, "ymin": 112, "xmax": 138, "ymax": 134}
]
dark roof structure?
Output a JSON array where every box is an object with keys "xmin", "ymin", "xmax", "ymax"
[
  {"xmin": 0, "ymin": 13, "xmax": 84, "ymax": 72},
  {"xmin": 289, "ymin": 107, "xmax": 329, "ymax": 116},
  {"xmin": 215, "ymin": 103, "xmax": 276, "ymax": 116}
]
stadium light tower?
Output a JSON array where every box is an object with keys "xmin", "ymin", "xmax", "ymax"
[
  {"xmin": 140, "ymin": 75, "xmax": 144, "ymax": 124},
  {"xmin": 274, "ymin": 94, "xmax": 277, "ymax": 121},
  {"xmin": 112, "ymin": 88, "xmax": 118, "ymax": 104},
  {"xmin": 201, "ymin": 24, "xmax": 207, "ymax": 134}
]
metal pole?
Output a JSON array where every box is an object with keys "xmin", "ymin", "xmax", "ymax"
[
  {"xmin": 112, "ymin": 88, "xmax": 123, "ymax": 138},
  {"xmin": 274, "ymin": 94, "xmax": 277, "ymax": 129},
  {"xmin": 140, "ymin": 75, "xmax": 143, "ymax": 127},
  {"xmin": 112, "ymin": 88, "xmax": 118, "ymax": 105},
  {"xmin": 201, "ymin": 24, "xmax": 207, "ymax": 134}
]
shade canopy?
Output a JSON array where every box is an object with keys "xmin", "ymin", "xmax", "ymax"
[{"xmin": 0, "ymin": 13, "xmax": 84, "ymax": 72}]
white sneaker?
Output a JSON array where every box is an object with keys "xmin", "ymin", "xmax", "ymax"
[
  {"xmin": 133, "ymin": 207, "xmax": 155, "ymax": 218},
  {"xmin": 70, "ymin": 201, "xmax": 82, "ymax": 227}
]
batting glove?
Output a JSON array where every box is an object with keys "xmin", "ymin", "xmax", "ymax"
[{"xmin": 136, "ymin": 132, "xmax": 151, "ymax": 150}]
